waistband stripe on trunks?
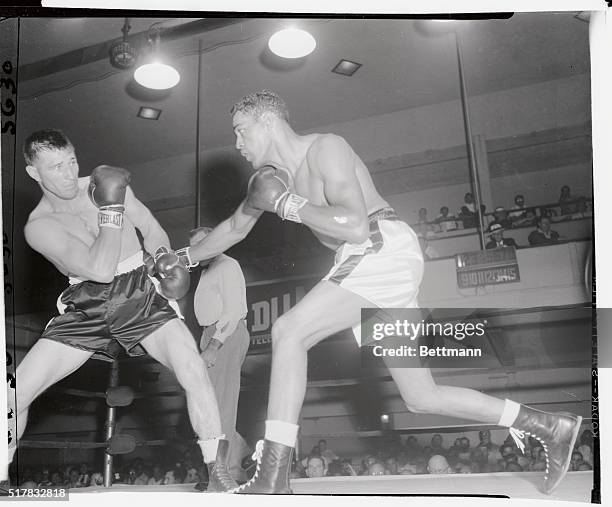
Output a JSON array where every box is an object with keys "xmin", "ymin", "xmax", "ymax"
[
  {"xmin": 329, "ymin": 220, "xmax": 385, "ymax": 285},
  {"xmin": 368, "ymin": 207, "xmax": 398, "ymax": 222},
  {"xmin": 68, "ymin": 251, "xmax": 145, "ymax": 285}
]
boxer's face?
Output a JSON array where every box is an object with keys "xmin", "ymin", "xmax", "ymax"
[
  {"xmin": 26, "ymin": 147, "xmax": 79, "ymax": 199},
  {"xmin": 233, "ymin": 111, "xmax": 271, "ymax": 169}
]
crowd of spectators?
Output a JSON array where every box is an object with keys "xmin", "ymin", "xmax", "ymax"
[
  {"xmin": 14, "ymin": 446, "xmax": 210, "ymax": 489},
  {"xmin": 413, "ymin": 185, "xmax": 591, "ymax": 251},
  {"xmin": 290, "ymin": 429, "xmax": 594, "ymax": 479},
  {"xmin": 14, "ymin": 427, "xmax": 594, "ymax": 488}
]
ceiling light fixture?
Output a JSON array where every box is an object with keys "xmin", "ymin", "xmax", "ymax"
[
  {"xmin": 109, "ymin": 18, "xmax": 138, "ymax": 70},
  {"xmin": 268, "ymin": 28, "xmax": 316, "ymax": 59},
  {"xmin": 134, "ymin": 27, "xmax": 181, "ymax": 90}
]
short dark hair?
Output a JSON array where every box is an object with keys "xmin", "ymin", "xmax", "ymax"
[
  {"xmin": 230, "ymin": 90, "xmax": 289, "ymax": 121},
  {"xmin": 23, "ymin": 129, "xmax": 73, "ymax": 165}
]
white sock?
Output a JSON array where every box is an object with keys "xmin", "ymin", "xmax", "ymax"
[
  {"xmin": 498, "ymin": 399, "xmax": 521, "ymax": 427},
  {"xmin": 264, "ymin": 420, "xmax": 299, "ymax": 448},
  {"xmin": 198, "ymin": 435, "xmax": 225, "ymax": 464}
]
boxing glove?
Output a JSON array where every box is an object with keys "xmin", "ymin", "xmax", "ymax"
[
  {"xmin": 246, "ymin": 166, "xmax": 308, "ymax": 222},
  {"xmin": 89, "ymin": 165, "xmax": 131, "ymax": 209},
  {"xmin": 154, "ymin": 247, "xmax": 190, "ymax": 300},
  {"xmin": 89, "ymin": 165, "xmax": 131, "ymax": 229}
]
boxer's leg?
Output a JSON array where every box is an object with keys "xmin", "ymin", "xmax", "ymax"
[
  {"xmin": 8, "ymin": 338, "xmax": 92, "ymax": 475},
  {"xmin": 234, "ymin": 281, "xmax": 372, "ymax": 493},
  {"xmin": 140, "ymin": 318, "xmax": 237, "ymax": 491},
  {"xmin": 267, "ymin": 280, "xmax": 372, "ymax": 425},
  {"xmin": 382, "ymin": 362, "xmax": 504, "ymax": 422},
  {"xmin": 15, "ymin": 339, "xmax": 93, "ymax": 439},
  {"xmin": 140, "ymin": 319, "xmax": 222, "ymax": 439}
]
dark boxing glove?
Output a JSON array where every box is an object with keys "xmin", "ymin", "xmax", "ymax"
[
  {"xmin": 153, "ymin": 246, "xmax": 190, "ymax": 300},
  {"xmin": 246, "ymin": 166, "xmax": 308, "ymax": 222},
  {"xmin": 89, "ymin": 165, "xmax": 131, "ymax": 229}
]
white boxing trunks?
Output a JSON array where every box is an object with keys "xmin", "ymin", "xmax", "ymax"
[{"xmin": 322, "ymin": 208, "xmax": 424, "ymax": 345}]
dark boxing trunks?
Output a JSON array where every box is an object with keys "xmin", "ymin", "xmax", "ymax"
[{"xmin": 40, "ymin": 262, "xmax": 179, "ymax": 359}]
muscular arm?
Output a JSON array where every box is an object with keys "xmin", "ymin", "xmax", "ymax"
[
  {"xmin": 296, "ymin": 135, "xmax": 369, "ymax": 244},
  {"xmin": 123, "ymin": 186, "xmax": 171, "ymax": 254},
  {"xmin": 187, "ymin": 201, "xmax": 262, "ymax": 263},
  {"xmin": 25, "ymin": 218, "xmax": 121, "ymax": 283}
]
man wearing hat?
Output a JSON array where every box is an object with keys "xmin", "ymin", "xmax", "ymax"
[{"xmin": 485, "ymin": 222, "xmax": 519, "ymax": 249}]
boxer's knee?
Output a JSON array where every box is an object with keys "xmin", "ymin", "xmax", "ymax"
[{"xmin": 271, "ymin": 314, "xmax": 309, "ymax": 353}]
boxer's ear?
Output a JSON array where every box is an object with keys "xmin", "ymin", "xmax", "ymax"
[{"xmin": 26, "ymin": 164, "xmax": 41, "ymax": 182}]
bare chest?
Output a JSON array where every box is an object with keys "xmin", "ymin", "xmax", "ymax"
[{"xmin": 292, "ymin": 166, "xmax": 328, "ymax": 207}]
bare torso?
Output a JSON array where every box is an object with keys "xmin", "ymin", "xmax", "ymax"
[
  {"xmin": 291, "ymin": 133, "xmax": 389, "ymax": 250},
  {"xmin": 27, "ymin": 177, "xmax": 142, "ymax": 278}
]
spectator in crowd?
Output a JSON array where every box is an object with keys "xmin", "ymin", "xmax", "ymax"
[
  {"xmin": 559, "ymin": 185, "xmax": 577, "ymax": 215},
  {"xmin": 492, "ymin": 206, "xmax": 513, "ymax": 230},
  {"xmin": 76, "ymin": 462, "xmax": 90, "ymax": 488},
  {"xmin": 306, "ymin": 455, "xmax": 327, "ymax": 478},
  {"xmin": 90, "ymin": 472, "xmax": 104, "ymax": 487},
  {"xmin": 385, "ymin": 456, "xmax": 399, "ymax": 475},
  {"xmin": 38, "ymin": 468, "xmax": 52, "ymax": 488},
  {"xmin": 341, "ymin": 459, "xmax": 357, "ymax": 476},
  {"xmin": 417, "ymin": 207, "xmax": 436, "ymax": 237},
  {"xmin": 134, "ymin": 466, "xmax": 149, "ymax": 486},
  {"xmin": 458, "ymin": 193, "xmax": 478, "ymax": 228},
  {"xmin": 430, "ymin": 434, "xmax": 446, "ymax": 456},
  {"xmin": 578, "ymin": 444, "xmax": 592, "ymax": 466},
  {"xmin": 571, "ymin": 451, "xmax": 584, "ymax": 471},
  {"xmin": 318, "ymin": 439, "xmax": 339, "ymax": 467},
  {"xmin": 528, "ymin": 216, "xmax": 560, "ymax": 246},
  {"xmin": 486, "ymin": 223, "xmax": 519, "ymax": 249},
  {"xmin": 571, "ymin": 197, "xmax": 591, "ymax": 219},
  {"xmin": 184, "ymin": 466, "xmax": 200, "ymax": 484},
  {"xmin": 50, "ymin": 471, "xmax": 63, "ymax": 488},
  {"xmin": 508, "ymin": 194, "xmax": 527, "ymax": 222},
  {"xmin": 368, "ymin": 462, "xmax": 386, "ymax": 476},
  {"xmin": 577, "ymin": 462, "xmax": 593, "ymax": 471},
  {"xmin": 147, "ymin": 465, "xmax": 165, "ymax": 485},
  {"xmin": 163, "ymin": 470, "xmax": 176, "ymax": 485},
  {"xmin": 66, "ymin": 468, "xmax": 80, "ymax": 489},
  {"xmin": 435, "ymin": 206, "xmax": 456, "ymax": 232},
  {"xmin": 427, "ymin": 455, "xmax": 453, "ymax": 474}
]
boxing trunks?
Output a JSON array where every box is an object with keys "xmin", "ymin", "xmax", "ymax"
[
  {"xmin": 322, "ymin": 207, "xmax": 424, "ymax": 346},
  {"xmin": 40, "ymin": 251, "xmax": 181, "ymax": 359}
]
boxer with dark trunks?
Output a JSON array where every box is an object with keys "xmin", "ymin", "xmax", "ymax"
[
  {"xmin": 178, "ymin": 91, "xmax": 582, "ymax": 495},
  {"xmin": 8, "ymin": 130, "xmax": 236, "ymax": 491}
]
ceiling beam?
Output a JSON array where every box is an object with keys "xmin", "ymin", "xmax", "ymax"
[{"xmin": 20, "ymin": 18, "xmax": 244, "ymax": 82}]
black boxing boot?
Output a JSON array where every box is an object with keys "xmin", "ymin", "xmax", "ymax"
[
  {"xmin": 200, "ymin": 439, "xmax": 238, "ymax": 492},
  {"xmin": 231, "ymin": 440, "xmax": 293, "ymax": 494},
  {"xmin": 508, "ymin": 406, "xmax": 582, "ymax": 495}
]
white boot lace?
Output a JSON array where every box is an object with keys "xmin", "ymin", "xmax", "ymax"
[
  {"xmin": 509, "ymin": 427, "xmax": 549, "ymax": 478},
  {"xmin": 231, "ymin": 440, "xmax": 264, "ymax": 493}
]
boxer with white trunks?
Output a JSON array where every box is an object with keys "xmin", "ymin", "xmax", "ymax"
[{"xmin": 179, "ymin": 91, "xmax": 582, "ymax": 495}]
